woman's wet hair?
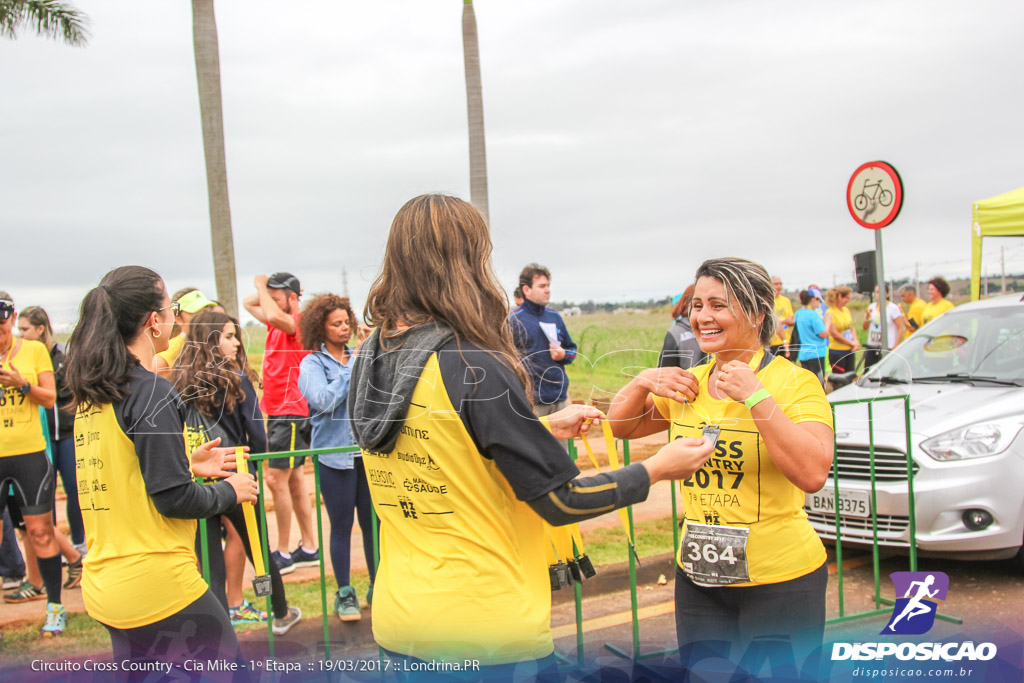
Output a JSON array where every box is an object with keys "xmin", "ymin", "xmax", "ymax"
[
  {"xmin": 693, "ymin": 257, "xmax": 777, "ymax": 346},
  {"xmin": 65, "ymin": 266, "xmax": 165, "ymax": 410}
]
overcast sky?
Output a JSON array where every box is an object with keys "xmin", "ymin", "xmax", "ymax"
[{"xmin": 4, "ymin": 0, "xmax": 1024, "ymax": 327}]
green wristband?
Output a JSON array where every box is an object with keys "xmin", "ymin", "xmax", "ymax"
[{"xmin": 744, "ymin": 388, "xmax": 771, "ymax": 410}]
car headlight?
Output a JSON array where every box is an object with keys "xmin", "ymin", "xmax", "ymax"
[{"xmin": 920, "ymin": 419, "xmax": 1024, "ymax": 461}]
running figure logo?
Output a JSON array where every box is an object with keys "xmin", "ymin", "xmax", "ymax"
[{"xmin": 882, "ymin": 571, "xmax": 949, "ymax": 635}]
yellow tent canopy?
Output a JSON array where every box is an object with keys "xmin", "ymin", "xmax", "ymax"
[{"xmin": 971, "ymin": 185, "xmax": 1024, "ymax": 300}]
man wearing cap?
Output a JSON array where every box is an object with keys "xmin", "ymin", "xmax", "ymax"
[
  {"xmin": 243, "ymin": 273, "xmax": 318, "ymax": 574},
  {"xmin": 152, "ymin": 288, "xmax": 219, "ymax": 377}
]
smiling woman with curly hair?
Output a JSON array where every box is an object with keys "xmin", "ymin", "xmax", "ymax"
[{"xmin": 297, "ymin": 293, "xmax": 377, "ymax": 622}]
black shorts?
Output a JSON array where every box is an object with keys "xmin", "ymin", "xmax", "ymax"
[
  {"xmin": 0, "ymin": 450, "xmax": 55, "ymax": 517},
  {"xmin": 266, "ymin": 415, "xmax": 311, "ymax": 469}
]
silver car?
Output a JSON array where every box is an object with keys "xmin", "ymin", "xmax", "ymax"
[{"xmin": 805, "ymin": 294, "xmax": 1024, "ymax": 564}]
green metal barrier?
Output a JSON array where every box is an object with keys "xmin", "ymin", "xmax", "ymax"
[
  {"xmin": 826, "ymin": 394, "xmax": 960, "ymax": 627},
  {"xmin": 196, "ymin": 445, "xmax": 363, "ymax": 660}
]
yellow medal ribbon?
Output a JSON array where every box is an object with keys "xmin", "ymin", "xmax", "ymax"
[{"xmin": 235, "ymin": 447, "xmax": 266, "ymax": 576}]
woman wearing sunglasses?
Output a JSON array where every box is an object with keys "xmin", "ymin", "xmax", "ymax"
[
  {"xmin": 0, "ymin": 292, "xmax": 65, "ymax": 638},
  {"xmin": 65, "ymin": 268, "xmax": 259, "ymax": 675}
]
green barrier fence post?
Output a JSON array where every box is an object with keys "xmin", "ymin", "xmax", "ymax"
[
  {"xmin": 603, "ymin": 440, "xmax": 677, "ymax": 665},
  {"xmin": 256, "ymin": 459, "xmax": 274, "ymax": 657},
  {"xmin": 313, "ymin": 456, "xmax": 330, "ymax": 661}
]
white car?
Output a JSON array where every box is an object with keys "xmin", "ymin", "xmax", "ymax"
[{"xmin": 806, "ymin": 294, "xmax": 1024, "ymax": 565}]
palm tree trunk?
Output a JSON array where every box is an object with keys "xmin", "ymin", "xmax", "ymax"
[
  {"xmin": 192, "ymin": 0, "xmax": 238, "ymax": 317},
  {"xmin": 462, "ymin": 0, "xmax": 490, "ymax": 226}
]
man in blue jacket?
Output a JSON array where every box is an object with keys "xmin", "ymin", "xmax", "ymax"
[{"xmin": 509, "ymin": 264, "xmax": 578, "ymax": 421}]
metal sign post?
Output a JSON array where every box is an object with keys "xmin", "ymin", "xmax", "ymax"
[{"xmin": 847, "ymin": 161, "xmax": 904, "ymax": 358}]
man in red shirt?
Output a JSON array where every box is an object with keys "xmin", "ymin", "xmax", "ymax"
[{"xmin": 243, "ymin": 272, "xmax": 318, "ymax": 574}]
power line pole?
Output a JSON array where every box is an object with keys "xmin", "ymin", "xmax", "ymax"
[
  {"xmin": 914, "ymin": 262, "xmax": 919, "ymax": 294},
  {"xmin": 341, "ymin": 267, "xmax": 349, "ymax": 298},
  {"xmin": 1001, "ymin": 247, "xmax": 1006, "ymax": 294}
]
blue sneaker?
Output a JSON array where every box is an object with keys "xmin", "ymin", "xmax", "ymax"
[
  {"xmin": 42, "ymin": 602, "xmax": 66, "ymax": 637},
  {"xmin": 290, "ymin": 545, "xmax": 319, "ymax": 568},
  {"xmin": 334, "ymin": 586, "xmax": 361, "ymax": 622},
  {"xmin": 271, "ymin": 550, "xmax": 295, "ymax": 575}
]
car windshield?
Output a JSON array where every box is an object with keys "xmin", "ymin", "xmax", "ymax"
[{"xmin": 864, "ymin": 304, "xmax": 1024, "ymax": 386}]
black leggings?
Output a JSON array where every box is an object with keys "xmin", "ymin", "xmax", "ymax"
[
  {"xmin": 320, "ymin": 462, "xmax": 377, "ymax": 588},
  {"xmin": 675, "ymin": 562, "xmax": 827, "ymax": 674},
  {"xmin": 103, "ymin": 589, "xmax": 248, "ymax": 683},
  {"xmin": 196, "ymin": 502, "xmax": 288, "ymax": 619}
]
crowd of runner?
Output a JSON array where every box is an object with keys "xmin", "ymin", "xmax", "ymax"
[{"xmin": 0, "ymin": 197, "xmax": 963, "ymax": 679}]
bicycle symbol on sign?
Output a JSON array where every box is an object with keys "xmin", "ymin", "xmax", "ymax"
[{"xmin": 853, "ymin": 178, "xmax": 893, "ymax": 212}]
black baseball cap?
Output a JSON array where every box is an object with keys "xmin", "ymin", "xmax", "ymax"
[{"xmin": 267, "ymin": 272, "xmax": 301, "ymax": 296}]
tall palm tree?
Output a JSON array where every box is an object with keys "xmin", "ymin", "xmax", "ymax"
[
  {"xmin": 462, "ymin": 0, "xmax": 489, "ymax": 226},
  {"xmin": 192, "ymin": 0, "xmax": 238, "ymax": 317},
  {"xmin": 0, "ymin": 0, "xmax": 88, "ymax": 45}
]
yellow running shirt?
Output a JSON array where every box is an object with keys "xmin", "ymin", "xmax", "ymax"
[
  {"xmin": 362, "ymin": 346, "xmax": 579, "ymax": 665},
  {"xmin": 827, "ymin": 306, "xmax": 856, "ymax": 351},
  {"xmin": 154, "ymin": 332, "xmax": 187, "ymax": 368},
  {"xmin": 904, "ymin": 298, "xmax": 926, "ymax": 339},
  {"xmin": 652, "ymin": 350, "xmax": 832, "ymax": 585},
  {"xmin": 769, "ymin": 296, "xmax": 795, "ymax": 347},
  {"xmin": 921, "ymin": 299, "xmax": 955, "ymax": 326},
  {"xmin": 75, "ymin": 365, "xmax": 232, "ymax": 629},
  {"xmin": 0, "ymin": 339, "xmax": 53, "ymax": 457}
]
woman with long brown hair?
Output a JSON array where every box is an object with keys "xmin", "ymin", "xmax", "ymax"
[
  {"xmin": 65, "ymin": 266, "xmax": 259, "ymax": 674},
  {"xmin": 348, "ymin": 194, "xmax": 711, "ymax": 675},
  {"xmin": 173, "ymin": 309, "xmax": 302, "ymax": 635}
]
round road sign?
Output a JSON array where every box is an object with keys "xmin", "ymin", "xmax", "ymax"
[{"xmin": 847, "ymin": 161, "xmax": 903, "ymax": 229}]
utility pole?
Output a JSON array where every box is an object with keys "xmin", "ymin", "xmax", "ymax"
[
  {"xmin": 341, "ymin": 267, "xmax": 349, "ymax": 299},
  {"xmin": 1001, "ymin": 247, "xmax": 1006, "ymax": 294},
  {"xmin": 914, "ymin": 262, "xmax": 919, "ymax": 294}
]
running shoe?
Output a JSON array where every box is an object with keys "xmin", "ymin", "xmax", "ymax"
[
  {"xmin": 334, "ymin": 587, "xmax": 361, "ymax": 622},
  {"xmin": 365, "ymin": 582, "xmax": 373, "ymax": 609},
  {"xmin": 271, "ymin": 606, "xmax": 301, "ymax": 636},
  {"xmin": 64, "ymin": 558, "xmax": 83, "ymax": 590},
  {"xmin": 42, "ymin": 602, "xmax": 66, "ymax": 637},
  {"xmin": 289, "ymin": 545, "xmax": 320, "ymax": 568},
  {"xmin": 1, "ymin": 576, "xmax": 24, "ymax": 590},
  {"xmin": 271, "ymin": 550, "xmax": 295, "ymax": 575},
  {"xmin": 4, "ymin": 580, "xmax": 45, "ymax": 603},
  {"xmin": 229, "ymin": 600, "xmax": 267, "ymax": 626}
]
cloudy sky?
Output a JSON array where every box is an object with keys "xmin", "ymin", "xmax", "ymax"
[{"xmin": 4, "ymin": 0, "xmax": 1024, "ymax": 327}]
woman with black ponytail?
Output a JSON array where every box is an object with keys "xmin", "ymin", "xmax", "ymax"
[{"xmin": 65, "ymin": 266, "xmax": 259, "ymax": 678}]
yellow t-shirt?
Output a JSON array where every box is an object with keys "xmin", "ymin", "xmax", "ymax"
[
  {"xmin": 154, "ymin": 333, "xmax": 187, "ymax": 368},
  {"xmin": 827, "ymin": 306, "xmax": 856, "ymax": 351},
  {"xmin": 75, "ymin": 369, "xmax": 208, "ymax": 629},
  {"xmin": 921, "ymin": 299, "xmax": 955, "ymax": 326},
  {"xmin": 904, "ymin": 298, "xmax": 926, "ymax": 339},
  {"xmin": 652, "ymin": 350, "xmax": 832, "ymax": 585},
  {"xmin": 363, "ymin": 353, "xmax": 552, "ymax": 665},
  {"xmin": 769, "ymin": 296, "xmax": 795, "ymax": 346},
  {"xmin": 0, "ymin": 339, "xmax": 53, "ymax": 457}
]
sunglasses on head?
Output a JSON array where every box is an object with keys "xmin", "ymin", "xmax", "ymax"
[{"xmin": 0, "ymin": 301, "xmax": 13, "ymax": 321}]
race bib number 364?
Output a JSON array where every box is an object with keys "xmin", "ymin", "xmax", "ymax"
[{"xmin": 682, "ymin": 523, "xmax": 750, "ymax": 586}]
